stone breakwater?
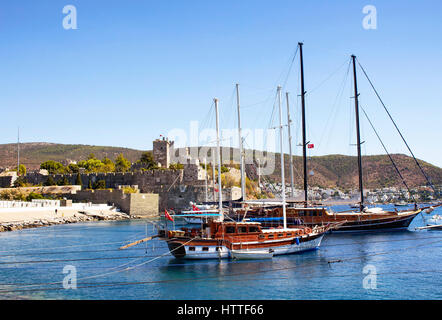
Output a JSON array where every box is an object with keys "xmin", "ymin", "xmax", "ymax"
[{"xmin": 0, "ymin": 211, "xmax": 131, "ymax": 232}]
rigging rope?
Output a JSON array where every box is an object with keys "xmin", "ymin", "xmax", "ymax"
[
  {"xmin": 360, "ymin": 106, "xmax": 417, "ymax": 203},
  {"xmin": 356, "ymin": 58, "xmax": 436, "ymax": 192}
]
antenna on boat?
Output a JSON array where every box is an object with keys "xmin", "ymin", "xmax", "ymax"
[
  {"xmin": 214, "ymin": 98, "xmax": 224, "ymax": 221},
  {"xmin": 277, "ymin": 86, "xmax": 287, "ymax": 229},
  {"xmin": 286, "ymin": 92, "xmax": 295, "ymax": 201},
  {"xmin": 236, "ymin": 83, "xmax": 246, "ymax": 205},
  {"xmin": 299, "ymin": 42, "xmax": 308, "ymax": 208},
  {"xmin": 351, "ymin": 55, "xmax": 365, "ymax": 212}
]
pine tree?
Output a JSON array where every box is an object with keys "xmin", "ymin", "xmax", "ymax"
[
  {"xmin": 76, "ymin": 173, "xmax": 82, "ymax": 186},
  {"xmin": 44, "ymin": 176, "xmax": 56, "ymax": 186}
]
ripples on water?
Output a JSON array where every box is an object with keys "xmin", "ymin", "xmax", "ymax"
[{"xmin": 0, "ymin": 205, "xmax": 441, "ymax": 300}]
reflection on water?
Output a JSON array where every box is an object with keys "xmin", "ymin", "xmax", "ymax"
[{"xmin": 0, "ymin": 205, "xmax": 441, "ymax": 299}]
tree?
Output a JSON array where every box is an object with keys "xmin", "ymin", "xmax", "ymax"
[
  {"xmin": 40, "ymin": 161, "xmax": 65, "ymax": 174},
  {"xmin": 78, "ymin": 159, "xmax": 104, "ymax": 173},
  {"xmin": 115, "ymin": 154, "xmax": 131, "ymax": 172},
  {"xmin": 101, "ymin": 157, "xmax": 115, "ymax": 172},
  {"xmin": 88, "ymin": 153, "xmax": 96, "ymax": 160},
  {"xmin": 75, "ymin": 173, "xmax": 82, "ymax": 186},
  {"xmin": 139, "ymin": 152, "xmax": 157, "ymax": 170},
  {"xmin": 26, "ymin": 192, "xmax": 45, "ymax": 201},
  {"xmin": 44, "ymin": 176, "xmax": 57, "ymax": 186},
  {"xmin": 16, "ymin": 164, "xmax": 26, "ymax": 176},
  {"xmin": 13, "ymin": 176, "xmax": 28, "ymax": 187},
  {"xmin": 67, "ymin": 163, "xmax": 79, "ymax": 173}
]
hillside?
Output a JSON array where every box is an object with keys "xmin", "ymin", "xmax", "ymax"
[
  {"xmin": 0, "ymin": 143, "xmax": 441, "ymax": 189},
  {"xmin": 0, "ymin": 142, "xmax": 145, "ymax": 169}
]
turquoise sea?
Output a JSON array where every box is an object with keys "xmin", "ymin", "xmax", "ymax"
[{"xmin": 0, "ymin": 204, "xmax": 441, "ymax": 300}]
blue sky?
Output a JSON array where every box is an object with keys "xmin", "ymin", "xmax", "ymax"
[{"xmin": 0, "ymin": 0, "xmax": 441, "ymax": 167}]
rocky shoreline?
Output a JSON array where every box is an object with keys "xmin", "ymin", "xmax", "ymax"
[{"xmin": 0, "ymin": 211, "xmax": 131, "ymax": 232}]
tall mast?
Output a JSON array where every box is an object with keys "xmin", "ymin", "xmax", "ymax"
[
  {"xmin": 204, "ymin": 157, "xmax": 208, "ymax": 202},
  {"xmin": 236, "ymin": 83, "xmax": 246, "ymax": 204},
  {"xmin": 17, "ymin": 127, "xmax": 20, "ymax": 176},
  {"xmin": 299, "ymin": 42, "xmax": 308, "ymax": 207},
  {"xmin": 214, "ymin": 98, "xmax": 224, "ymax": 221},
  {"xmin": 351, "ymin": 55, "xmax": 364, "ymax": 211},
  {"xmin": 277, "ymin": 86, "xmax": 287, "ymax": 229},
  {"xmin": 212, "ymin": 147, "xmax": 216, "ymax": 202},
  {"xmin": 286, "ymin": 92, "xmax": 295, "ymax": 200}
]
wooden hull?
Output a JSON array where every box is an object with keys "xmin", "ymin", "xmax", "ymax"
[
  {"xmin": 166, "ymin": 233, "xmax": 324, "ymax": 260},
  {"xmin": 236, "ymin": 209, "xmax": 421, "ymax": 232},
  {"xmin": 328, "ymin": 212, "xmax": 420, "ymax": 232}
]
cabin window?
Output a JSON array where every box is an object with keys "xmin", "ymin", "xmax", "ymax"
[
  {"xmin": 189, "ymin": 247, "xmax": 195, "ymax": 251},
  {"xmin": 258, "ymin": 234, "xmax": 265, "ymax": 239},
  {"xmin": 226, "ymin": 226, "xmax": 236, "ymax": 233},
  {"xmin": 238, "ymin": 226, "xmax": 247, "ymax": 233},
  {"xmin": 318, "ymin": 211, "xmax": 323, "ymax": 216},
  {"xmin": 202, "ymin": 247, "xmax": 209, "ymax": 251},
  {"xmin": 268, "ymin": 234, "xmax": 274, "ymax": 239},
  {"xmin": 249, "ymin": 226, "xmax": 259, "ymax": 233},
  {"xmin": 278, "ymin": 233, "xmax": 284, "ymax": 238},
  {"xmin": 286, "ymin": 233, "xmax": 292, "ymax": 237}
]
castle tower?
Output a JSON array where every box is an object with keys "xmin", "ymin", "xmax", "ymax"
[{"xmin": 153, "ymin": 137, "xmax": 174, "ymax": 168}]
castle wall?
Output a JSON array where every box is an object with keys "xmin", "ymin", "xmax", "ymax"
[{"xmin": 68, "ymin": 189, "xmax": 158, "ymax": 217}]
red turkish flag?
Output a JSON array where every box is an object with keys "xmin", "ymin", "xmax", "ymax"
[
  {"xmin": 192, "ymin": 204, "xmax": 201, "ymax": 213},
  {"xmin": 165, "ymin": 209, "xmax": 174, "ymax": 221},
  {"xmin": 308, "ymin": 144, "xmax": 314, "ymax": 149}
]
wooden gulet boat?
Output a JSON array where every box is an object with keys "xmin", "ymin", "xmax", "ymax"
[
  {"xmin": 157, "ymin": 95, "xmax": 341, "ymax": 259},
  {"xmin": 233, "ymin": 205, "xmax": 422, "ymax": 232},
  {"xmin": 229, "ymin": 46, "xmax": 434, "ymax": 232},
  {"xmin": 162, "ymin": 220, "xmax": 332, "ymax": 259}
]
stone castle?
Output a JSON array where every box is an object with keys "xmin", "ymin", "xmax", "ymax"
[{"xmin": 0, "ymin": 138, "xmax": 241, "ymax": 213}]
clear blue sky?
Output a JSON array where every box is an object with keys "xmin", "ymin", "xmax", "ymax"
[{"xmin": 0, "ymin": 0, "xmax": 441, "ymax": 167}]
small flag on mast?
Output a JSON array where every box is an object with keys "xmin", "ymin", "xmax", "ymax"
[
  {"xmin": 308, "ymin": 144, "xmax": 314, "ymax": 149},
  {"xmin": 165, "ymin": 209, "xmax": 174, "ymax": 222}
]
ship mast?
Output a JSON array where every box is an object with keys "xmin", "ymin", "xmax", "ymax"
[
  {"xmin": 277, "ymin": 86, "xmax": 287, "ymax": 229},
  {"xmin": 236, "ymin": 84, "xmax": 246, "ymax": 205},
  {"xmin": 212, "ymin": 147, "xmax": 216, "ymax": 202},
  {"xmin": 299, "ymin": 42, "xmax": 308, "ymax": 207},
  {"xmin": 351, "ymin": 55, "xmax": 364, "ymax": 211},
  {"xmin": 214, "ymin": 98, "xmax": 224, "ymax": 221},
  {"xmin": 286, "ymin": 92, "xmax": 295, "ymax": 200},
  {"xmin": 204, "ymin": 157, "xmax": 208, "ymax": 202}
]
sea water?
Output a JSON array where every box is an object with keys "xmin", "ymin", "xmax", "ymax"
[{"xmin": 0, "ymin": 204, "xmax": 441, "ymax": 300}]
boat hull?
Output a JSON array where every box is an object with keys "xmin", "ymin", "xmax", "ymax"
[
  {"xmin": 241, "ymin": 210, "xmax": 421, "ymax": 232},
  {"xmin": 327, "ymin": 212, "xmax": 420, "ymax": 232},
  {"xmin": 231, "ymin": 250, "xmax": 273, "ymax": 260},
  {"xmin": 166, "ymin": 233, "xmax": 324, "ymax": 260}
]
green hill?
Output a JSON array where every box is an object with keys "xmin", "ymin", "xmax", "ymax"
[
  {"xmin": 0, "ymin": 142, "xmax": 145, "ymax": 169},
  {"xmin": 0, "ymin": 142, "xmax": 440, "ymax": 189}
]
